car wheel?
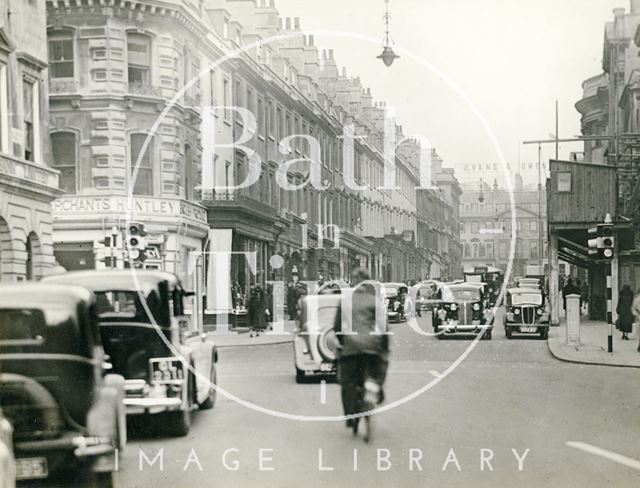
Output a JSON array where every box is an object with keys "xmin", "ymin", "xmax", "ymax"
[
  {"xmin": 482, "ymin": 329, "xmax": 492, "ymax": 340},
  {"xmin": 506, "ymin": 327, "xmax": 512, "ymax": 339},
  {"xmin": 540, "ymin": 328, "xmax": 549, "ymax": 340},
  {"xmin": 199, "ymin": 361, "xmax": 217, "ymax": 410},
  {"xmin": 295, "ymin": 368, "xmax": 305, "ymax": 384},
  {"xmin": 162, "ymin": 408, "xmax": 192, "ymax": 437},
  {"xmin": 435, "ymin": 326, "xmax": 443, "ymax": 340},
  {"xmin": 87, "ymin": 471, "xmax": 118, "ymax": 488}
]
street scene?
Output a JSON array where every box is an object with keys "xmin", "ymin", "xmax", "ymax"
[{"xmin": 0, "ymin": 0, "xmax": 639, "ymax": 487}]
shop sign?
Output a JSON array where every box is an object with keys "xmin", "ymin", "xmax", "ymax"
[{"xmin": 52, "ymin": 195, "xmax": 207, "ymax": 223}]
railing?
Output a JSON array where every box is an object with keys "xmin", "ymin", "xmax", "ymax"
[
  {"xmin": 49, "ymin": 79, "xmax": 78, "ymax": 94},
  {"xmin": 126, "ymin": 83, "xmax": 163, "ymax": 98}
]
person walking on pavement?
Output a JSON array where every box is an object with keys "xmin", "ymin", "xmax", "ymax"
[
  {"xmin": 333, "ymin": 267, "xmax": 389, "ymax": 443},
  {"xmin": 562, "ymin": 278, "xmax": 574, "ymax": 316},
  {"xmin": 632, "ymin": 291, "xmax": 640, "ymax": 352},
  {"xmin": 616, "ymin": 285, "xmax": 634, "ymax": 340}
]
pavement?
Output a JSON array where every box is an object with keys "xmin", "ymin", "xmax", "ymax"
[
  {"xmin": 207, "ymin": 320, "xmax": 297, "ymax": 348},
  {"xmin": 548, "ymin": 318, "xmax": 640, "ymax": 368},
  {"xmin": 120, "ymin": 311, "xmax": 640, "ymax": 488}
]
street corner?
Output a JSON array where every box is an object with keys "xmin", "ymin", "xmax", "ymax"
[{"xmin": 547, "ymin": 321, "xmax": 640, "ymax": 368}]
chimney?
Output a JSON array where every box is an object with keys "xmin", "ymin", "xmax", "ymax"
[
  {"xmin": 308, "ymin": 34, "xmax": 314, "ymax": 46},
  {"xmin": 329, "ymin": 49, "xmax": 334, "ymax": 60},
  {"xmin": 285, "ymin": 17, "xmax": 291, "ymax": 29},
  {"xmin": 294, "ymin": 17, "xmax": 300, "ymax": 29},
  {"xmin": 278, "ymin": 17, "xmax": 282, "ymax": 29},
  {"xmin": 632, "ymin": 0, "xmax": 640, "ymax": 13},
  {"xmin": 342, "ymin": 67, "xmax": 347, "ymax": 77},
  {"xmin": 270, "ymin": 0, "xmax": 275, "ymax": 7},
  {"xmin": 613, "ymin": 7, "xmax": 625, "ymax": 18}
]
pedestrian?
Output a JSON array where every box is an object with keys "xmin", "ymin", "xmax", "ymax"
[
  {"xmin": 576, "ymin": 279, "xmax": 582, "ymax": 311},
  {"xmin": 561, "ymin": 278, "xmax": 573, "ymax": 316},
  {"xmin": 632, "ymin": 291, "xmax": 640, "ymax": 353},
  {"xmin": 616, "ymin": 285, "xmax": 634, "ymax": 340},
  {"xmin": 333, "ymin": 267, "xmax": 389, "ymax": 443},
  {"xmin": 580, "ymin": 280, "xmax": 589, "ymax": 315}
]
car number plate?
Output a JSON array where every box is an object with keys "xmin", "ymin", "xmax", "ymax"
[
  {"xmin": 520, "ymin": 327, "xmax": 537, "ymax": 333},
  {"xmin": 150, "ymin": 358, "xmax": 185, "ymax": 384},
  {"xmin": 15, "ymin": 457, "xmax": 48, "ymax": 480},
  {"xmin": 320, "ymin": 363, "xmax": 334, "ymax": 372}
]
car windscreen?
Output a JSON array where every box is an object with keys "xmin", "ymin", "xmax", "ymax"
[
  {"xmin": 94, "ymin": 290, "xmax": 162, "ymax": 323},
  {"xmin": 511, "ymin": 293, "xmax": 543, "ymax": 306},
  {"xmin": 442, "ymin": 288, "xmax": 481, "ymax": 301}
]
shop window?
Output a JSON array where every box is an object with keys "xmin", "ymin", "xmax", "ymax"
[
  {"xmin": 51, "ymin": 131, "xmax": 77, "ymax": 194},
  {"xmin": 127, "ymin": 33, "xmax": 151, "ymax": 85},
  {"xmin": 48, "ymin": 29, "xmax": 74, "ymax": 78},
  {"xmin": 130, "ymin": 133, "xmax": 153, "ymax": 195}
]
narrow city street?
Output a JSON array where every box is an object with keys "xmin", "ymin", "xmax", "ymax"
[{"xmin": 119, "ymin": 314, "xmax": 640, "ymax": 488}]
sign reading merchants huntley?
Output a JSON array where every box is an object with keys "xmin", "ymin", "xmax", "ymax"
[{"xmin": 52, "ymin": 195, "xmax": 208, "ymax": 223}]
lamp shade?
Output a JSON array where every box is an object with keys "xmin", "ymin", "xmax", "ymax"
[{"xmin": 377, "ymin": 45, "xmax": 399, "ymax": 67}]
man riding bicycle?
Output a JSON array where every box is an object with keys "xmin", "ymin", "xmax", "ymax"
[{"xmin": 333, "ymin": 268, "xmax": 390, "ymax": 443}]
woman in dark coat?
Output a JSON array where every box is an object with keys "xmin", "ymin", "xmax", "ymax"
[{"xmin": 616, "ymin": 285, "xmax": 634, "ymax": 340}]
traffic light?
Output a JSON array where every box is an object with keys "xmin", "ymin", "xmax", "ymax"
[
  {"xmin": 598, "ymin": 222, "xmax": 614, "ymax": 259},
  {"xmin": 587, "ymin": 226, "xmax": 601, "ymax": 256},
  {"xmin": 126, "ymin": 222, "xmax": 147, "ymax": 261}
]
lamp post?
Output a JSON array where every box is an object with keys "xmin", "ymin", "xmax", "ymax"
[{"xmin": 377, "ymin": 0, "xmax": 399, "ymax": 67}]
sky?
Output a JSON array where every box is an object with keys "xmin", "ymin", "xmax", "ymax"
[{"xmin": 274, "ymin": 0, "xmax": 625, "ymax": 187}]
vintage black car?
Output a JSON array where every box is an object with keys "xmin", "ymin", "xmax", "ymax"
[
  {"xmin": 504, "ymin": 287, "xmax": 549, "ymax": 339},
  {"xmin": 293, "ymin": 293, "xmax": 341, "ymax": 383},
  {"xmin": 43, "ymin": 270, "xmax": 218, "ymax": 437},
  {"xmin": 432, "ymin": 283, "xmax": 493, "ymax": 339},
  {"xmin": 383, "ymin": 283, "xmax": 408, "ymax": 323},
  {"xmin": 0, "ymin": 283, "xmax": 124, "ymax": 487},
  {"xmin": 413, "ymin": 281, "xmax": 442, "ymax": 313}
]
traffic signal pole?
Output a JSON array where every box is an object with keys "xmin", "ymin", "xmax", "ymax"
[{"xmin": 606, "ymin": 261, "xmax": 613, "ymax": 353}]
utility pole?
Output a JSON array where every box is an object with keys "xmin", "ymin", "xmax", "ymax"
[{"xmin": 537, "ymin": 143, "xmax": 543, "ymax": 269}]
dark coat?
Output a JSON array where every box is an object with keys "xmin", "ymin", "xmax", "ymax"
[
  {"xmin": 617, "ymin": 288, "xmax": 635, "ymax": 333},
  {"xmin": 333, "ymin": 284, "xmax": 389, "ymax": 360}
]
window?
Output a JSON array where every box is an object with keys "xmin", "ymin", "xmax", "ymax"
[
  {"xmin": 479, "ymin": 242, "xmax": 486, "ymax": 257},
  {"xmin": 223, "ymin": 77, "xmax": 230, "ymax": 121},
  {"xmin": 23, "ymin": 80, "xmax": 35, "ymax": 162},
  {"xmin": 530, "ymin": 220, "xmax": 537, "ymax": 232},
  {"xmin": 48, "ymin": 30, "xmax": 74, "ymax": 78},
  {"xmin": 267, "ymin": 99, "xmax": 274, "ymax": 137},
  {"xmin": 557, "ymin": 172, "xmax": 571, "ymax": 192},
  {"xmin": 500, "ymin": 241, "xmax": 507, "ymax": 259},
  {"xmin": 209, "ymin": 69, "xmax": 216, "ymax": 105},
  {"xmin": 184, "ymin": 143, "xmax": 193, "ymax": 200},
  {"xmin": 530, "ymin": 240, "xmax": 538, "ymax": 259},
  {"xmin": 472, "ymin": 242, "xmax": 479, "ymax": 258},
  {"xmin": 257, "ymin": 96, "xmax": 264, "ymax": 137},
  {"xmin": 127, "ymin": 33, "xmax": 151, "ymax": 85},
  {"xmin": 130, "ymin": 133, "xmax": 153, "ymax": 195},
  {"xmin": 463, "ymin": 243, "xmax": 470, "ymax": 257},
  {"xmin": 51, "ymin": 132, "xmax": 77, "ymax": 193},
  {"xmin": 0, "ymin": 65, "xmax": 7, "ymax": 153},
  {"xmin": 234, "ymin": 80, "xmax": 243, "ymax": 108},
  {"xmin": 471, "ymin": 204, "xmax": 477, "ymax": 212},
  {"xmin": 486, "ymin": 242, "xmax": 493, "ymax": 257},
  {"xmin": 471, "ymin": 222, "xmax": 479, "ymax": 234}
]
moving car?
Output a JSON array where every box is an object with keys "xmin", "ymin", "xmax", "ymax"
[
  {"xmin": 432, "ymin": 283, "xmax": 493, "ymax": 339},
  {"xmin": 517, "ymin": 277, "xmax": 543, "ymax": 290},
  {"xmin": 293, "ymin": 293, "xmax": 341, "ymax": 383},
  {"xmin": 464, "ymin": 265, "xmax": 504, "ymax": 307},
  {"xmin": 43, "ymin": 270, "xmax": 218, "ymax": 437},
  {"xmin": 383, "ymin": 283, "xmax": 408, "ymax": 323},
  {"xmin": 0, "ymin": 283, "xmax": 124, "ymax": 487},
  {"xmin": 504, "ymin": 287, "xmax": 549, "ymax": 339}
]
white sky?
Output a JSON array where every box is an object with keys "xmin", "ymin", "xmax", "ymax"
[{"xmin": 275, "ymin": 0, "xmax": 625, "ymax": 186}]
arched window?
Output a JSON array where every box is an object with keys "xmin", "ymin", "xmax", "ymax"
[
  {"xmin": 130, "ymin": 133, "xmax": 154, "ymax": 195},
  {"xmin": 51, "ymin": 131, "xmax": 77, "ymax": 193},
  {"xmin": 127, "ymin": 33, "xmax": 151, "ymax": 85},
  {"xmin": 48, "ymin": 29, "xmax": 74, "ymax": 78},
  {"xmin": 25, "ymin": 232, "xmax": 40, "ymax": 280},
  {"xmin": 472, "ymin": 242, "xmax": 479, "ymax": 258}
]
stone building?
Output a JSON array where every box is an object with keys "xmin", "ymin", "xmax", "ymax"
[
  {"xmin": 0, "ymin": 0, "xmax": 60, "ymax": 281},
  {"xmin": 459, "ymin": 176, "xmax": 548, "ymax": 279},
  {"xmin": 46, "ymin": 0, "xmax": 210, "ymax": 284}
]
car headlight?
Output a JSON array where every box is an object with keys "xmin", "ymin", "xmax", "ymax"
[
  {"xmin": 385, "ymin": 299, "xmax": 389, "ymax": 306},
  {"xmin": 506, "ymin": 313, "xmax": 514, "ymax": 321},
  {"xmin": 449, "ymin": 304, "xmax": 457, "ymax": 311},
  {"xmin": 473, "ymin": 303, "xmax": 480, "ymax": 311},
  {"xmin": 537, "ymin": 308, "xmax": 543, "ymax": 315},
  {"xmin": 514, "ymin": 308, "xmax": 520, "ymax": 315}
]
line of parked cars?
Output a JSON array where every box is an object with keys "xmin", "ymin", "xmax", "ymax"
[{"xmin": 0, "ymin": 270, "xmax": 218, "ymax": 487}]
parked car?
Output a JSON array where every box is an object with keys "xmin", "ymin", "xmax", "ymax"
[
  {"xmin": 504, "ymin": 287, "xmax": 549, "ymax": 339},
  {"xmin": 432, "ymin": 283, "xmax": 494, "ymax": 339},
  {"xmin": 383, "ymin": 283, "xmax": 408, "ymax": 323},
  {"xmin": 293, "ymin": 293, "xmax": 341, "ymax": 383},
  {"xmin": 0, "ymin": 408, "xmax": 15, "ymax": 488},
  {"xmin": 0, "ymin": 283, "xmax": 124, "ymax": 487},
  {"xmin": 43, "ymin": 270, "xmax": 218, "ymax": 437}
]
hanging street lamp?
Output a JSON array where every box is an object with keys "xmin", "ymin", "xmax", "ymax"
[{"xmin": 377, "ymin": 0, "xmax": 399, "ymax": 67}]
